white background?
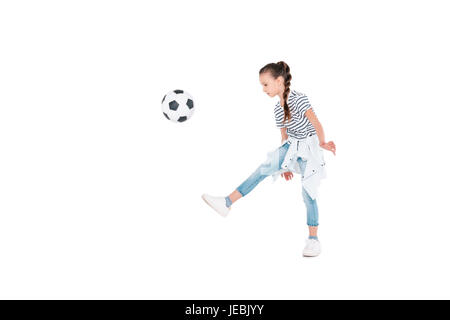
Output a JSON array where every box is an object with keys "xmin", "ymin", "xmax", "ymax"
[{"xmin": 1, "ymin": 0, "xmax": 449, "ymax": 299}]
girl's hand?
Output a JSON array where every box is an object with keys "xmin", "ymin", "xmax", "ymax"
[
  {"xmin": 281, "ymin": 172, "xmax": 293, "ymax": 181},
  {"xmin": 320, "ymin": 141, "xmax": 336, "ymax": 155}
]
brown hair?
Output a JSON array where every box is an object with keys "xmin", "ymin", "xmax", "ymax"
[{"xmin": 259, "ymin": 61, "xmax": 292, "ymax": 123}]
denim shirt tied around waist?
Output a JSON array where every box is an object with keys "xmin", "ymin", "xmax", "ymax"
[{"xmin": 267, "ymin": 133, "xmax": 327, "ymax": 200}]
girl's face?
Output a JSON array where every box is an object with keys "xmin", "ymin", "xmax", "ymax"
[{"xmin": 259, "ymin": 72, "xmax": 283, "ymax": 97}]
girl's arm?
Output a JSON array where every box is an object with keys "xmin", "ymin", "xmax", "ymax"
[
  {"xmin": 305, "ymin": 109, "xmax": 336, "ymax": 155},
  {"xmin": 280, "ymin": 127, "xmax": 293, "ymax": 180},
  {"xmin": 305, "ymin": 109, "xmax": 325, "ymax": 144},
  {"xmin": 280, "ymin": 128, "xmax": 288, "ymax": 144}
]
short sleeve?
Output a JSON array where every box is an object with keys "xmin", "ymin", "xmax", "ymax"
[
  {"xmin": 293, "ymin": 94, "xmax": 313, "ymax": 118},
  {"xmin": 275, "ymin": 118, "xmax": 287, "ymax": 128},
  {"xmin": 274, "ymin": 105, "xmax": 287, "ymax": 128}
]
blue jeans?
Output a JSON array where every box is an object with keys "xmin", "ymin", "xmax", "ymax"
[{"xmin": 236, "ymin": 142, "xmax": 319, "ymax": 227}]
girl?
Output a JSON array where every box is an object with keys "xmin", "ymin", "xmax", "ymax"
[{"xmin": 202, "ymin": 61, "xmax": 336, "ymax": 257}]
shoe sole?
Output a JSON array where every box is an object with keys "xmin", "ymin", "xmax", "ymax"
[
  {"xmin": 303, "ymin": 253, "xmax": 320, "ymax": 257},
  {"xmin": 201, "ymin": 195, "xmax": 228, "ymax": 218}
]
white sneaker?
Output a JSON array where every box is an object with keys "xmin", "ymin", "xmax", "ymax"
[
  {"xmin": 201, "ymin": 194, "xmax": 230, "ymax": 217},
  {"xmin": 303, "ymin": 238, "xmax": 321, "ymax": 257}
]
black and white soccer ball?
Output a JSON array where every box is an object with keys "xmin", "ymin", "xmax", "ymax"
[{"xmin": 161, "ymin": 89, "xmax": 194, "ymax": 123}]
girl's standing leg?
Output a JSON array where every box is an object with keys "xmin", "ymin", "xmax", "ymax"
[
  {"xmin": 297, "ymin": 157, "xmax": 319, "ymax": 237},
  {"xmin": 226, "ymin": 142, "xmax": 290, "ymax": 205}
]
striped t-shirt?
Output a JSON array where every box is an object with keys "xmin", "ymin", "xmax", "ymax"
[{"xmin": 274, "ymin": 89, "xmax": 316, "ymax": 140}]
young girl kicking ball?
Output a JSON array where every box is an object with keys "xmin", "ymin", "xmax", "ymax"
[{"xmin": 202, "ymin": 61, "xmax": 336, "ymax": 257}]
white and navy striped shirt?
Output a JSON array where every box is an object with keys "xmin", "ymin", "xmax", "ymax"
[{"xmin": 274, "ymin": 89, "xmax": 316, "ymax": 140}]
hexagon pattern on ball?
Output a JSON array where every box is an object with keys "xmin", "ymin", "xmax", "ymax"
[{"xmin": 161, "ymin": 89, "xmax": 195, "ymax": 123}]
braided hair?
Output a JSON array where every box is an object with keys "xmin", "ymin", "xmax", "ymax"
[{"xmin": 259, "ymin": 61, "xmax": 292, "ymax": 123}]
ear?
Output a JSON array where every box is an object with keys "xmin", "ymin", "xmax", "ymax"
[{"xmin": 277, "ymin": 76, "xmax": 284, "ymax": 86}]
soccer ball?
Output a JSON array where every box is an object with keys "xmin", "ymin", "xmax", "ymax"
[{"xmin": 161, "ymin": 89, "xmax": 194, "ymax": 123}]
